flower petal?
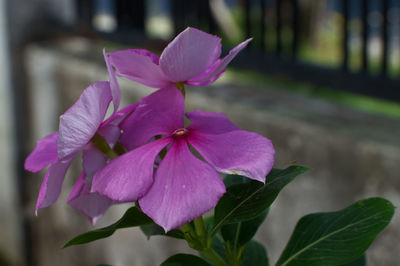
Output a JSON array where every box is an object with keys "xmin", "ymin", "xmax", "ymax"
[
  {"xmin": 99, "ymin": 102, "xmax": 139, "ymax": 147},
  {"xmin": 187, "ymin": 38, "xmax": 251, "ymax": 84},
  {"xmin": 97, "ymin": 124, "xmax": 121, "ymax": 147},
  {"xmin": 109, "ymin": 49, "xmax": 170, "ymax": 88},
  {"xmin": 139, "ymin": 139, "xmax": 226, "ymax": 231},
  {"xmin": 35, "ymin": 158, "xmax": 73, "ymax": 214},
  {"xmin": 159, "ymin": 27, "xmax": 221, "ymax": 82},
  {"xmin": 25, "ymin": 132, "xmax": 58, "ymax": 172},
  {"xmin": 185, "ymin": 68, "xmax": 225, "ymax": 86},
  {"xmin": 82, "ymin": 144, "xmax": 108, "ymax": 184},
  {"xmin": 92, "ymin": 137, "xmax": 172, "ymax": 202},
  {"xmin": 58, "ymin": 81, "xmax": 112, "ymax": 159},
  {"xmin": 104, "ymin": 49, "xmax": 120, "ymax": 113},
  {"xmin": 187, "ymin": 130, "xmax": 275, "ymax": 182},
  {"xmin": 186, "ymin": 110, "xmax": 239, "ymax": 135},
  {"xmin": 67, "ymin": 172, "xmax": 87, "ymax": 202},
  {"xmin": 185, "ymin": 59, "xmax": 222, "ymax": 84},
  {"xmin": 120, "ymin": 86, "xmax": 184, "ymax": 150},
  {"xmin": 68, "ymin": 173, "xmax": 115, "ymax": 224},
  {"xmin": 101, "ymin": 102, "xmax": 138, "ymax": 128}
]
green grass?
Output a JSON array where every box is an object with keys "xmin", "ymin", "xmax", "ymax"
[{"xmin": 223, "ymin": 69, "xmax": 400, "ymax": 119}]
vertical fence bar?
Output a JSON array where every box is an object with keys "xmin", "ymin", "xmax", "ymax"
[
  {"xmin": 171, "ymin": 0, "xmax": 186, "ymax": 35},
  {"xmin": 361, "ymin": 0, "xmax": 368, "ymax": 72},
  {"xmin": 291, "ymin": 0, "xmax": 299, "ymax": 58},
  {"xmin": 185, "ymin": 1, "xmax": 197, "ymax": 29},
  {"xmin": 116, "ymin": 0, "xmax": 145, "ymax": 31},
  {"xmin": 381, "ymin": 0, "xmax": 389, "ymax": 76},
  {"xmin": 341, "ymin": 0, "xmax": 349, "ymax": 71},
  {"xmin": 198, "ymin": 0, "xmax": 214, "ymax": 32},
  {"xmin": 76, "ymin": 0, "xmax": 94, "ymax": 27},
  {"xmin": 244, "ymin": 0, "xmax": 251, "ymax": 40},
  {"xmin": 116, "ymin": 0, "xmax": 131, "ymax": 29},
  {"xmin": 206, "ymin": 0, "xmax": 216, "ymax": 34},
  {"xmin": 196, "ymin": 0, "xmax": 203, "ymax": 28},
  {"xmin": 276, "ymin": 0, "xmax": 282, "ymax": 55},
  {"xmin": 133, "ymin": 0, "xmax": 146, "ymax": 31},
  {"xmin": 260, "ymin": 0, "xmax": 266, "ymax": 52}
]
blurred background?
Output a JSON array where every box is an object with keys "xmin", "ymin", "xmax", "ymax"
[{"xmin": 0, "ymin": 0, "xmax": 399, "ymax": 265}]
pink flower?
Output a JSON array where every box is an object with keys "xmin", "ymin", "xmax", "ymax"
[
  {"xmin": 107, "ymin": 27, "xmax": 251, "ymax": 88},
  {"xmin": 92, "ymin": 87, "xmax": 275, "ymax": 231},
  {"xmin": 25, "ymin": 79, "xmax": 137, "ymax": 223}
]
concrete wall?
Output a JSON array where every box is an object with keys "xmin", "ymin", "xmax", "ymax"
[
  {"xmin": 0, "ymin": 0, "xmax": 22, "ymax": 264},
  {"xmin": 19, "ymin": 38, "xmax": 400, "ymax": 266}
]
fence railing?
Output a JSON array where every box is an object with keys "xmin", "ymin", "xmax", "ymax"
[{"xmin": 75, "ymin": 0, "xmax": 400, "ymax": 103}]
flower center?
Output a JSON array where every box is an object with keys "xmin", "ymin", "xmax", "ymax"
[{"xmin": 173, "ymin": 128, "xmax": 188, "ymax": 137}]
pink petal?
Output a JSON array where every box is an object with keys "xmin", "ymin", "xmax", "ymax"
[
  {"xmin": 139, "ymin": 139, "xmax": 226, "ymax": 231},
  {"xmin": 68, "ymin": 173, "xmax": 115, "ymax": 224},
  {"xmin": 187, "ymin": 38, "xmax": 251, "ymax": 84},
  {"xmin": 159, "ymin": 27, "xmax": 222, "ymax": 82},
  {"xmin": 186, "ymin": 69, "xmax": 225, "ymax": 86},
  {"xmin": 120, "ymin": 86, "xmax": 184, "ymax": 150},
  {"xmin": 58, "ymin": 81, "xmax": 112, "ymax": 159},
  {"xmin": 187, "ymin": 130, "xmax": 275, "ymax": 182},
  {"xmin": 186, "ymin": 110, "xmax": 239, "ymax": 134},
  {"xmin": 82, "ymin": 144, "xmax": 108, "ymax": 184},
  {"xmin": 98, "ymin": 124, "xmax": 121, "ymax": 147},
  {"xmin": 109, "ymin": 49, "xmax": 170, "ymax": 88},
  {"xmin": 104, "ymin": 49, "xmax": 121, "ymax": 113},
  {"xmin": 101, "ymin": 102, "xmax": 138, "ymax": 127},
  {"xmin": 25, "ymin": 132, "xmax": 58, "ymax": 172},
  {"xmin": 185, "ymin": 59, "xmax": 222, "ymax": 82},
  {"xmin": 132, "ymin": 49, "xmax": 161, "ymax": 64},
  {"xmin": 99, "ymin": 102, "xmax": 139, "ymax": 146},
  {"xmin": 35, "ymin": 158, "xmax": 73, "ymax": 214},
  {"xmin": 68, "ymin": 172, "xmax": 88, "ymax": 201},
  {"xmin": 92, "ymin": 137, "xmax": 172, "ymax": 202}
]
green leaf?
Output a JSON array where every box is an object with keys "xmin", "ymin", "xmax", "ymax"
[
  {"xmin": 338, "ymin": 254, "xmax": 366, "ymax": 266},
  {"xmin": 221, "ymin": 209, "xmax": 268, "ymax": 247},
  {"xmin": 140, "ymin": 224, "xmax": 185, "ymax": 239},
  {"xmin": 213, "ymin": 166, "xmax": 309, "ymax": 235},
  {"xmin": 161, "ymin": 254, "xmax": 211, "ymax": 266},
  {"xmin": 242, "ymin": 241, "xmax": 269, "ymax": 266},
  {"xmin": 276, "ymin": 198, "xmax": 394, "ymax": 266},
  {"xmin": 63, "ymin": 207, "xmax": 153, "ymax": 248},
  {"xmin": 223, "ymin": 174, "xmax": 249, "ymax": 187}
]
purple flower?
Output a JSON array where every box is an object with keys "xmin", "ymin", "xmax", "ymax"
[
  {"xmin": 92, "ymin": 87, "xmax": 275, "ymax": 231},
  {"xmin": 25, "ymin": 79, "xmax": 137, "ymax": 223},
  {"xmin": 107, "ymin": 27, "xmax": 251, "ymax": 88}
]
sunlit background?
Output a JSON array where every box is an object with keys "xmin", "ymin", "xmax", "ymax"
[{"xmin": 0, "ymin": 0, "xmax": 399, "ymax": 265}]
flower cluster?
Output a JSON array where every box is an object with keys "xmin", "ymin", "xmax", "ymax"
[{"xmin": 25, "ymin": 27, "xmax": 275, "ymax": 230}]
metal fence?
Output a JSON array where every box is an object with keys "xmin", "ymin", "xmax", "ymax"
[{"xmin": 75, "ymin": 0, "xmax": 400, "ymax": 102}]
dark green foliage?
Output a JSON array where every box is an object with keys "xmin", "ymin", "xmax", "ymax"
[
  {"xmin": 63, "ymin": 207, "xmax": 153, "ymax": 248},
  {"xmin": 276, "ymin": 198, "xmax": 394, "ymax": 266}
]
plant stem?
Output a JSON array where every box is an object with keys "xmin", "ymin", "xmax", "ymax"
[
  {"xmin": 91, "ymin": 133, "xmax": 119, "ymax": 159},
  {"xmin": 180, "ymin": 223, "xmax": 194, "ymax": 233},
  {"xmin": 201, "ymin": 248, "xmax": 229, "ymax": 266},
  {"xmin": 175, "ymin": 82, "xmax": 186, "ymax": 97},
  {"xmin": 181, "ymin": 217, "xmax": 228, "ymax": 265},
  {"xmin": 233, "ymin": 222, "xmax": 242, "ymax": 250},
  {"xmin": 194, "ymin": 216, "xmax": 207, "ymax": 243}
]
